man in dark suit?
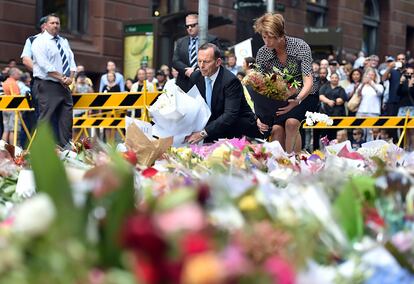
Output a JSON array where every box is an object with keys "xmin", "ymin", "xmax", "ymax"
[
  {"xmin": 172, "ymin": 13, "xmax": 221, "ymax": 92},
  {"xmin": 186, "ymin": 43, "xmax": 260, "ymax": 144}
]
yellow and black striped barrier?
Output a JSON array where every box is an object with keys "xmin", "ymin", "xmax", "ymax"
[
  {"xmin": 303, "ymin": 116, "xmax": 414, "ymax": 129},
  {"xmin": 0, "ymin": 95, "xmax": 33, "ymax": 110},
  {"xmin": 72, "ymin": 91, "xmax": 160, "ymax": 110},
  {"xmin": 72, "ymin": 117, "xmax": 127, "ymax": 142},
  {"xmin": 72, "ymin": 117, "xmax": 125, "ymax": 129}
]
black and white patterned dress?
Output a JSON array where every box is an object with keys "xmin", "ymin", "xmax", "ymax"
[{"xmin": 255, "ymin": 36, "xmax": 319, "ymax": 125}]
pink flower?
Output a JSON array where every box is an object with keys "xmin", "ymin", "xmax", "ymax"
[
  {"xmin": 220, "ymin": 245, "xmax": 251, "ymax": 277},
  {"xmin": 263, "ymin": 256, "xmax": 295, "ymax": 284},
  {"xmin": 154, "ymin": 202, "xmax": 206, "ymax": 234}
]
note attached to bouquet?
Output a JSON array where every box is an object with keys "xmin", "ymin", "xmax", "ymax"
[{"xmin": 125, "ymin": 116, "xmax": 153, "ymax": 139}]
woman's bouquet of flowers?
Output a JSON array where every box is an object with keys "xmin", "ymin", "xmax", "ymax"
[
  {"xmin": 243, "ymin": 66, "xmax": 302, "ymax": 137},
  {"xmin": 243, "ymin": 66, "xmax": 301, "ymax": 101}
]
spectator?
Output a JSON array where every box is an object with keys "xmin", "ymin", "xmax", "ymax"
[
  {"xmin": 381, "ymin": 53, "xmax": 406, "ymax": 116},
  {"xmin": 125, "ymin": 78, "xmax": 134, "ymax": 92},
  {"xmin": 2, "ymin": 67, "xmax": 21, "ymax": 96},
  {"xmin": 131, "ymin": 68, "xmax": 155, "ymax": 92},
  {"xmin": 226, "ymin": 54, "xmax": 242, "ymax": 75},
  {"xmin": 99, "ymin": 61, "xmax": 125, "ymax": 92},
  {"xmin": 163, "ymin": 67, "xmax": 179, "ymax": 93},
  {"xmin": 351, "ymin": 128, "xmax": 365, "ymax": 149},
  {"xmin": 353, "ymin": 50, "xmax": 366, "ymax": 69},
  {"xmin": 335, "ymin": 129, "xmax": 348, "ymax": 143},
  {"xmin": 318, "ymin": 73, "xmax": 347, "ymax": 140},
  {"xmin": 69, "ymin": 65, "xmax": 93, "ymax": 92},
  {"xmin": 356, "ymin": 68, "xmax": 384, "ymax": 141},
  {"xmin": 242, "ymin": 56, "xmax": 255, "ymax": 74},
  {"xmin": 102, "ymin": 71, "xmax": 121, "ymax": 93},
  {"xmin": 345, "ymin": 68, "xmax": 363, "ymax": 116},
  {"xmin": 397, "ymin": 65, "xmax": 414, "ymax": 116},
  {"xmin": 7, "ymin": 59, "xmax": 17, "ymax": 68},
  {"xmin": 146, "ymin": 67, "xmax": 158, "ymax": 89},
  {"xmin": 318, "ymin": 67, "xmax": 329, "ymax": 86},
  {"xmin": 160, "ymin": 64, "xmax": 172, "ymax": 80},
  {"xmin": 155, "ymin": 70, "xmax": 167, "ymax": 91},
  {"xmin": 2, "ymin": 67, "xmax": 22, "ymax": 144},
  {"xmin": 320, "ymin": 59, "xmax": 329, "ymax": 72},
  {"xmin": 339, "ymin": 62, "xmax": 353, "ymax": 89},
  {"xmin": 356, "ymin": 67, "xmax": 384, "ymax": 117},
  {"xmin": 312, "ymin": 60, "xmax": 320, "ymax": 73}
]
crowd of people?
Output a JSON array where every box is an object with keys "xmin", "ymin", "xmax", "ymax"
[{"xmin": 0, "ymin": 12, "xmax": 413, "ymax": 151}]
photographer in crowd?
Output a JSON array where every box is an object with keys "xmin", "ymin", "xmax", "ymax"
[
  {"xmin": 397, "ymin": 65, "xmax": 414, "ymax": 116},
  {"xmin": 382, "ymin": 53, "xmax": 406, "ymax": 116}
]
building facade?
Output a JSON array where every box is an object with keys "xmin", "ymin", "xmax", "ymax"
[{"xmin": 0, "ymin": 0, "xmax": 413, "ymax": 80}]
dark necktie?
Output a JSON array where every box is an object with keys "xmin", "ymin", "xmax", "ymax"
[
  {"xmin": 189, "ymin": 37, "xmax": 198, "ymax": 68},
  {"xmin": 54, "ymin": 36, "xmax": 70, "ymax": 76}
]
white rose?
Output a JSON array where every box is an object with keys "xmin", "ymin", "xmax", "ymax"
[{"xmin": 12, "ymin": 193, "xmax": 56, "ymax": 237}]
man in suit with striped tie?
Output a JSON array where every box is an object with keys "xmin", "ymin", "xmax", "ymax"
[
  {"xmin": 31, "ymin": 14, "xmax": 76, "ymax": 146},
  {"xmin": 172, "ymin": 13, "xmax": 221, "ymax": 93}
]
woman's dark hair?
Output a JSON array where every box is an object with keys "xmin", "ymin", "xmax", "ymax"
[
  {"xmin": 349, "ymin": 68, "xmax": 363, "ymax": 83},
  {"xmin": 244, "ymin": 57, "xmax": 256, "ymax": 69}
]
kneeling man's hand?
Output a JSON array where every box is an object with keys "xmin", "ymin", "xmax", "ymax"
[{"xmin": 185, "ymin": 131, "xmax": 203, "ymax": 144}]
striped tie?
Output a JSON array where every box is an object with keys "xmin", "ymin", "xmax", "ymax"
[
  {"xmin": 189, "ymin": 37, "xmax": 198, "ymax": 68},
  {"xmin": 54, "ymin": 36, "xmax": 70, "ymax": 76}
]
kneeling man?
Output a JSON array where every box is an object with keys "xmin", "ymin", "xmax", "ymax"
[{"xmin": 186, "ymin": 43, "xmax": 260, "ymax": 143}]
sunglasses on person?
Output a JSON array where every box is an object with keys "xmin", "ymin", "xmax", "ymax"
[{"xmin": 185, "ymin": 23, "xmax": 198, "ymax": 29}]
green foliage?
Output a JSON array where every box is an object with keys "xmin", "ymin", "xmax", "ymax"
[
  {"xmin": 97, "ymin": 149, "xmax": 136, "ymax": 267},
  {"xmin": 333, "ymin": 176, "xmax": 375, "ymax": 241}
]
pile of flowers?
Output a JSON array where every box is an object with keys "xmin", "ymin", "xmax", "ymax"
[
  {"xmin": 243, "ymin": 66, "xmax": 301, "ymax": 101},
  {"xmin": 1, "ymin": 123, "xmax": 414, "ymax": 283}
]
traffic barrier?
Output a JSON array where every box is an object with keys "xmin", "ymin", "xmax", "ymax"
[
  {"xmin": 0, "ymin": 95, "xmax": 33, "ymax": 110},
  {"xmin": 303, "ymin": 114, "xmax": 413, "ymax": 148},
  {"xmin": 0, "ymin": 94, "xmax": 34, "ymax": 146},
  {"xmin": 72, "ymin": 91, "xmax": 160, "ymax": 121},
  {"xmin": 303, "ymin": 116, "xmax": 414, "ymax": 129},
  {"xmin": 4, "ymin": 86, "xmax": 163, "ymax": 147}
]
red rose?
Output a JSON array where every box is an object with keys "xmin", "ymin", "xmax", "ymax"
[
  {"xmin": 181, "ymin": 232, "xmax": 211, "ymax": 256},
  {"xmin": 120, "ymin": 215, "xmax": 167, "ymax": 258},
  {"xmin": 123, "ymin": 150, "xmax": 138, "ymax": 165}
]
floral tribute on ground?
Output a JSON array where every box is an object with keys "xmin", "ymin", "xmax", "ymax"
[{"xmin": 0, "ymin": 123, "xmax": 414, "ymax": 283}]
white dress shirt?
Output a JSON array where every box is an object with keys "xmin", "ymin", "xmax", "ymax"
[
  {"xmin": 20, "ymin": 33, "xmax": 42, "ymax": 59},
  {"xmin": 31, "ymin": 31, "xmax": 76, "ymax": 82},
  {"xmin": 206, "ymin": 67, "xmax": 220, "ymax": 89}
]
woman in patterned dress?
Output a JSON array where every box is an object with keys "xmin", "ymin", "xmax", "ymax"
[{"xmin": 254, "ymin": 13, "xmax": 319, "ymax": 153}]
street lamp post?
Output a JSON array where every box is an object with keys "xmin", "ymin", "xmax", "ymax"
[
  {"xmin": 267, "ymin": 0, "xmax": 274, "ymax": 13},
  {"xmin": 198, "ymin": 0, "xmax": 209, "ymax": 45}
]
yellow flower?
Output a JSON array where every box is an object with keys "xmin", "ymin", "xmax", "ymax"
[
  {"xmin": 239, "ymin": 194, "xmax": 259, "ymax": 211},
  {"xmin": 181, "ymin": 252, "xmax": 224, "ymax": 284},
  {"xmin": 206, "ymin": 145, "xmax": 231, "ymax": 166},
  {"xmin": 312, "ymin": 150, "xmax": 325, "ymax": 160}
]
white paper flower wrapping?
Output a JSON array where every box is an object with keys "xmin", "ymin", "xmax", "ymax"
[{"xmin": 149, "ymin": 84, "xmax": 211, "ymax": 147}]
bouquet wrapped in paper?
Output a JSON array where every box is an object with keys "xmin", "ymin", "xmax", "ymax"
[
  {"xmin": 243, "ymin": 66, "xmax": 301, "ymax": 137},
  {"xmin": 125, "ymin": 123, "xmax": 173, "ymax": 167},
  {"xmin": 149, "ymin": 84, "xmax": 211, "ymax": 146}
]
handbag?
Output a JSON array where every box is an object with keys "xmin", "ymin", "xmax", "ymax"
[{"xmin": 347, "ymin": 92, "xmax": 362, "ymax": 112}]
